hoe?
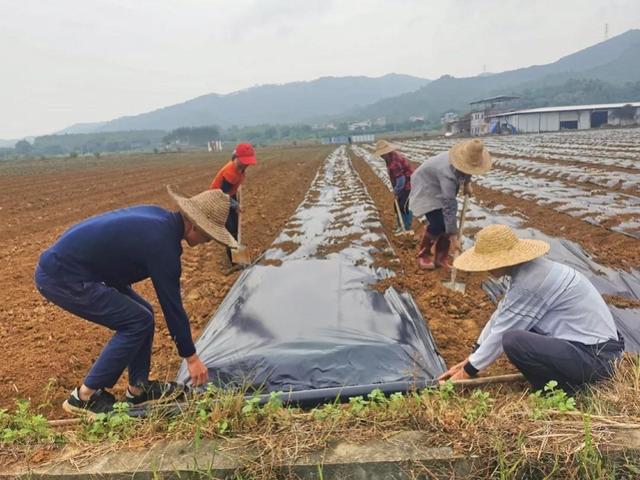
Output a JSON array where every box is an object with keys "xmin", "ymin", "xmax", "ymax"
[
  {"xmin": 231, "ymin": 187, "xmax": 251, "ymax": 266},
  {"xmin": 442, "ymin": 193, "xmax": 469, "ymax": 294}
]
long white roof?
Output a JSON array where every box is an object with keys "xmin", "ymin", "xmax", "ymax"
[{"xmin": 490, "ymin": 102, "xmax": 640, "ymax": 117}]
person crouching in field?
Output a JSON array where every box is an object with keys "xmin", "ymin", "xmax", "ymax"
[
  {"xmin": 409, "ymin": 139, "xmax": 492, "ymax": 270},
  {"xmin": 209, "ymin": 142, "xmax": 257, "ymax": 265},
  {"xmin": 374, "ymin": 140, "xmax": 414, "ymax": 234},
  {"xmin": 34, "ymin": 187, "xmax": 237, "ymax": 417},
  {"xmin": 439, "ymin": 224, "xmax": 624, "ymax": 394}
]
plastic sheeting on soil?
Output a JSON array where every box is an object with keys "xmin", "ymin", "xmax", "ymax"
[
  {"xmin": 265, "ymin": 146, "xmax": 397, "ymax": 274},
  {"xmin": 352, "ymin": 145, "xmax": 640, "ymax": 353},
  {"xmin": 394, "ymin": 128, "xmax": 640, "ymax": 170},
  {"xmin": 375, "ymin": 135, "xmax": 640, "ymax": 239},
  {"xmin": 465, "ymin": 203, "xmax": 640, "ymax": 353},
  {"xmin": 177, "ymin": 147, "xmax": 445, "ymax": 404}
]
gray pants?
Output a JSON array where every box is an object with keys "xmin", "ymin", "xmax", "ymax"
[{"xmin": 502, "ymin": 330, "xmax": 624, "ymax": 394}]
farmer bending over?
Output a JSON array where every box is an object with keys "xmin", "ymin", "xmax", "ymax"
[
  {"xmin": 209, "ymin": 142, "xmax": 257, "ymax": 265},
  {"xmin": 439, "ymin": 224, "xmax": 624, "ymax": 394},
  {"xmin": 34, "ymin": 187, "xmax": 237, "ymax": 416},
  {"xmin": 374, "ymin": 140, "xmax": 413, "ymax": 234},
  {"xmin": 409, "ymin": 139, "xmax": 492, "ymax": 269}
]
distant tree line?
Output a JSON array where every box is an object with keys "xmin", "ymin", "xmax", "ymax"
[
  {"xmin": 3, "ymin": 130, "xmax": 167, "ymax": 159},
  {"xmin": 162, "ymin": 126, "xmax": 221, "ymax": 145},
  {"xmin": 4, "ymin": 77, "xmax": 639, "ymax": 160}
]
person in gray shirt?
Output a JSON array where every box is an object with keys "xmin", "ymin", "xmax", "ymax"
[
  {"xmin": 409, "ymin": 139, "xmax": 491, "ymax": 270},
  {"xmin": 439, "ymin": 224, "xmax": 624, "ymax": 393}
]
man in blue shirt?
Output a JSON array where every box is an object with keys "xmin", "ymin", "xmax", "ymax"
[
  {"xmin": 35, "ymin": 186, "xmax": 237, "ymax": 417},
  {"xmin": 439, "ymin": 224, "xmax": 624, "ymax": 394}
]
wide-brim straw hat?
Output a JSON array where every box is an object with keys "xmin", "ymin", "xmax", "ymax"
[
  {"xmin": 454, "ymin": 224, "xmax": 550, "ymax": 272},
  {"xmin": 449, "ymin": 139, "xmax": 492, "ymax": 175},
  {"xmin": 167, "ymin": 185, "xmax": 238, "ymax": 248},
  {"xmin": 374, "ymin": 139, "xmax": 400, "ymax": 157}
]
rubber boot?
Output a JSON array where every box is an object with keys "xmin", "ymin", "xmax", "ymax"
[
  {"xmin": 417, "ymin": 232, "xmax": 438, "ymax": 270},
  {"xmin": 435, "ymin": 235, "xmax": 452, "ymax": 270}
]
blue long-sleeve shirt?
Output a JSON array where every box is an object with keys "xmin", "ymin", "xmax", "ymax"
[{"xmin": 38, "ymin": 206, "xmax": 196, "ymax": 358}]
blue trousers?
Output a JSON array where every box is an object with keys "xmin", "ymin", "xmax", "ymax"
[
  {"xmin": 395, "ymin": 189, "xmax": 413, "ymax": 230},
  {"xmin": 34, "ymin": 265, "xmax": 154, "ymax": 390},
  {"xmin": 503, "ymin": 330, "xmax": 623, "ymax": 394},
  {"xmin": 425, "ymin": 209, "xmax": 446, "ymax": 236}
]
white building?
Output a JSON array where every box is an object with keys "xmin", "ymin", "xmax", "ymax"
[
  {"xmin": 470, "ymin": 111, "xmax": 486, "ymax": 136},
  {"xmin": 489, "ymin": 102, "xmax": 640, "ymax": 134},
  {"xmin": 373, "ymin": 117, "xmax": 387, "ymax": 127},
  {"xmin": 348, "ymin": 120, "xmax": 372, "ymax": 131}
]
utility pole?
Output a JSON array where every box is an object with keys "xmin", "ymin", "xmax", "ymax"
[{"xmin": 604, "ymin": 23, "xmax": 609, "ymax": 40}]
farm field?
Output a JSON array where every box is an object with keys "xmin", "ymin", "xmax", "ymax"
[
  {"xmin": 0, "ymin": 146, "xmax": 331, "ymax": 416},
  {"xmin": 1, "ymin": 129, "xmax": 639, "ymax": 423},
  {"xmin": 391, "ymin": 128, "xmax": 640, "ymax": 250}
]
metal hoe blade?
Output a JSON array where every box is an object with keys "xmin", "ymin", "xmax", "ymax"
[
  {"xmin": 442, "ymin": 193, "xmax": 470, "ymax": 294},
  {"xmin": 231, "ymin": 245, "xmax": 251, "ymax": 266},
  {"xmin": 442, "ymin": 277, "xmax": 466, "ymax": 293}
]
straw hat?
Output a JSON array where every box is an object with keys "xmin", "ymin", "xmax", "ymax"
[
  {"xmin": 453, "ymin": 224, "xmax": 549, "ymax": 272},
  {"xmin": 374, "ymin": 139, "xmax": 400, "ymax": 157},
  {"xmin": 449, "ymin": 139, "xmax": 492, "ymax": 175},
  {"xmin": 167, "ymin": 185, "xmax": 238, "ymax": 248}
]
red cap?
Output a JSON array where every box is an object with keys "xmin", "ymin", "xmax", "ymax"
[{"xmin": 234, "ymin": 143, "xmax": 257, "ymax": 166}]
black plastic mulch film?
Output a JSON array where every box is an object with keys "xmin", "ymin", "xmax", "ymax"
[{"xmin": 177, "ymin": 147, "xmax": 446, "ymax": 406}]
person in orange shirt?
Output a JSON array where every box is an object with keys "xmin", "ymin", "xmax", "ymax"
[{"xmin": 209, "ymin": 143, "xmax": 257, "ymax": 264}]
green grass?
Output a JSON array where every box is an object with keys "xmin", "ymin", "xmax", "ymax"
[{"xmin": 3, "ymin": 357, "xmax": 640, "ymax": 478}]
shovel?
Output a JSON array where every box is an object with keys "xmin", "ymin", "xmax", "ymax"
[
  {"xmin": 230, "ymin": 187, "xmax": 251, "ymax": 266},
  {"xmin": 442, "ymin": 193, "xmax": 470, "ymax": 293}
]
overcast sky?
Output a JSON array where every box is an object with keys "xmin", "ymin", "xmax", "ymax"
[{"xmin": 0, "ymin": 0, "xmax": 638, "ymax": 139}]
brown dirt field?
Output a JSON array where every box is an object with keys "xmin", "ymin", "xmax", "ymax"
[
  {"xmin": 349, "ymin": 153, "xmax": 515, "ymax": 377},
  {"xmin": 0, "ymin": 146, "xmax": 330, "ymax": 417}
]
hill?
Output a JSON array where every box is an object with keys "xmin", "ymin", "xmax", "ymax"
[
  {"xmin": 353, "ymin": 29, "xmax": 640, "ymax": 122},
  {"xmin": 60, "ymin": 74, "xmax": 430, "ymax": 134}
]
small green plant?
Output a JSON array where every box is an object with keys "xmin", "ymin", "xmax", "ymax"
[
  {"xmin": 348, "ymin": 395, "xmax": 368, "ymax": 414},
  {"xmin": 0, "ymin": 400, "xmax": 57, "ymax": 445},
  {"xmin": 529, "ymin": 380, "xmax": 576, "ymax": 419},
  {"xmin": 82, "ymin": 402, "xmax": 136, "ymax": 442},
  {"xmin": 367, "ymin": 388, "xmax": 388, "ymax": 408},
  {"xmin": 436, "ymin": 380, "xmax": 455, "ymax": 401},
  {"xmin": 576, "ymin": 414, "xmax": 609, "ymax": 479},
  {"xmin": 261, "ymin": 391, "xmax": 283, "ymax": 415},
  {"xmin": 464, "ymin": 388, "xmax": 492, "ymax": 422},
  {"xmin": 494, "ymin": 438, "xmax": 523, "ymax": 480},
  {"xmin": 311, "ymin": 402, "xmax": 341, "ymax": 420},
  {"xmin": 388, "ymin": 391, "xmax": 405, "ymax": 411},
  {"xmin": 241, "ymin": 394, "xmax": 262, "ymax": 415}
]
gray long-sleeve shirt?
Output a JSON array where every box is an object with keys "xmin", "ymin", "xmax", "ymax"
[
  {"xmin": 469, "ymin": 257, "xmax": 620, "ymax": 372},
  {"xmin": 408, "ymin": 152, "xmax": 470, "ymax": 234}
]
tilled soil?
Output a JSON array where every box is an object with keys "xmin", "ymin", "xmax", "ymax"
[
  {"xmin": 0, "ymin": 146, "xmax": 329, "ymax": 417},
  {"xmin": 349, "ymin": 153, "xmax": 514, "ymax": 376},
  {"xmin": 2, "ymin": 141, "xmax": 638, "ymax": 418},
  {"xmin": 473, "ymin": 185, "xmax": 640, "ymax": 271}
]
